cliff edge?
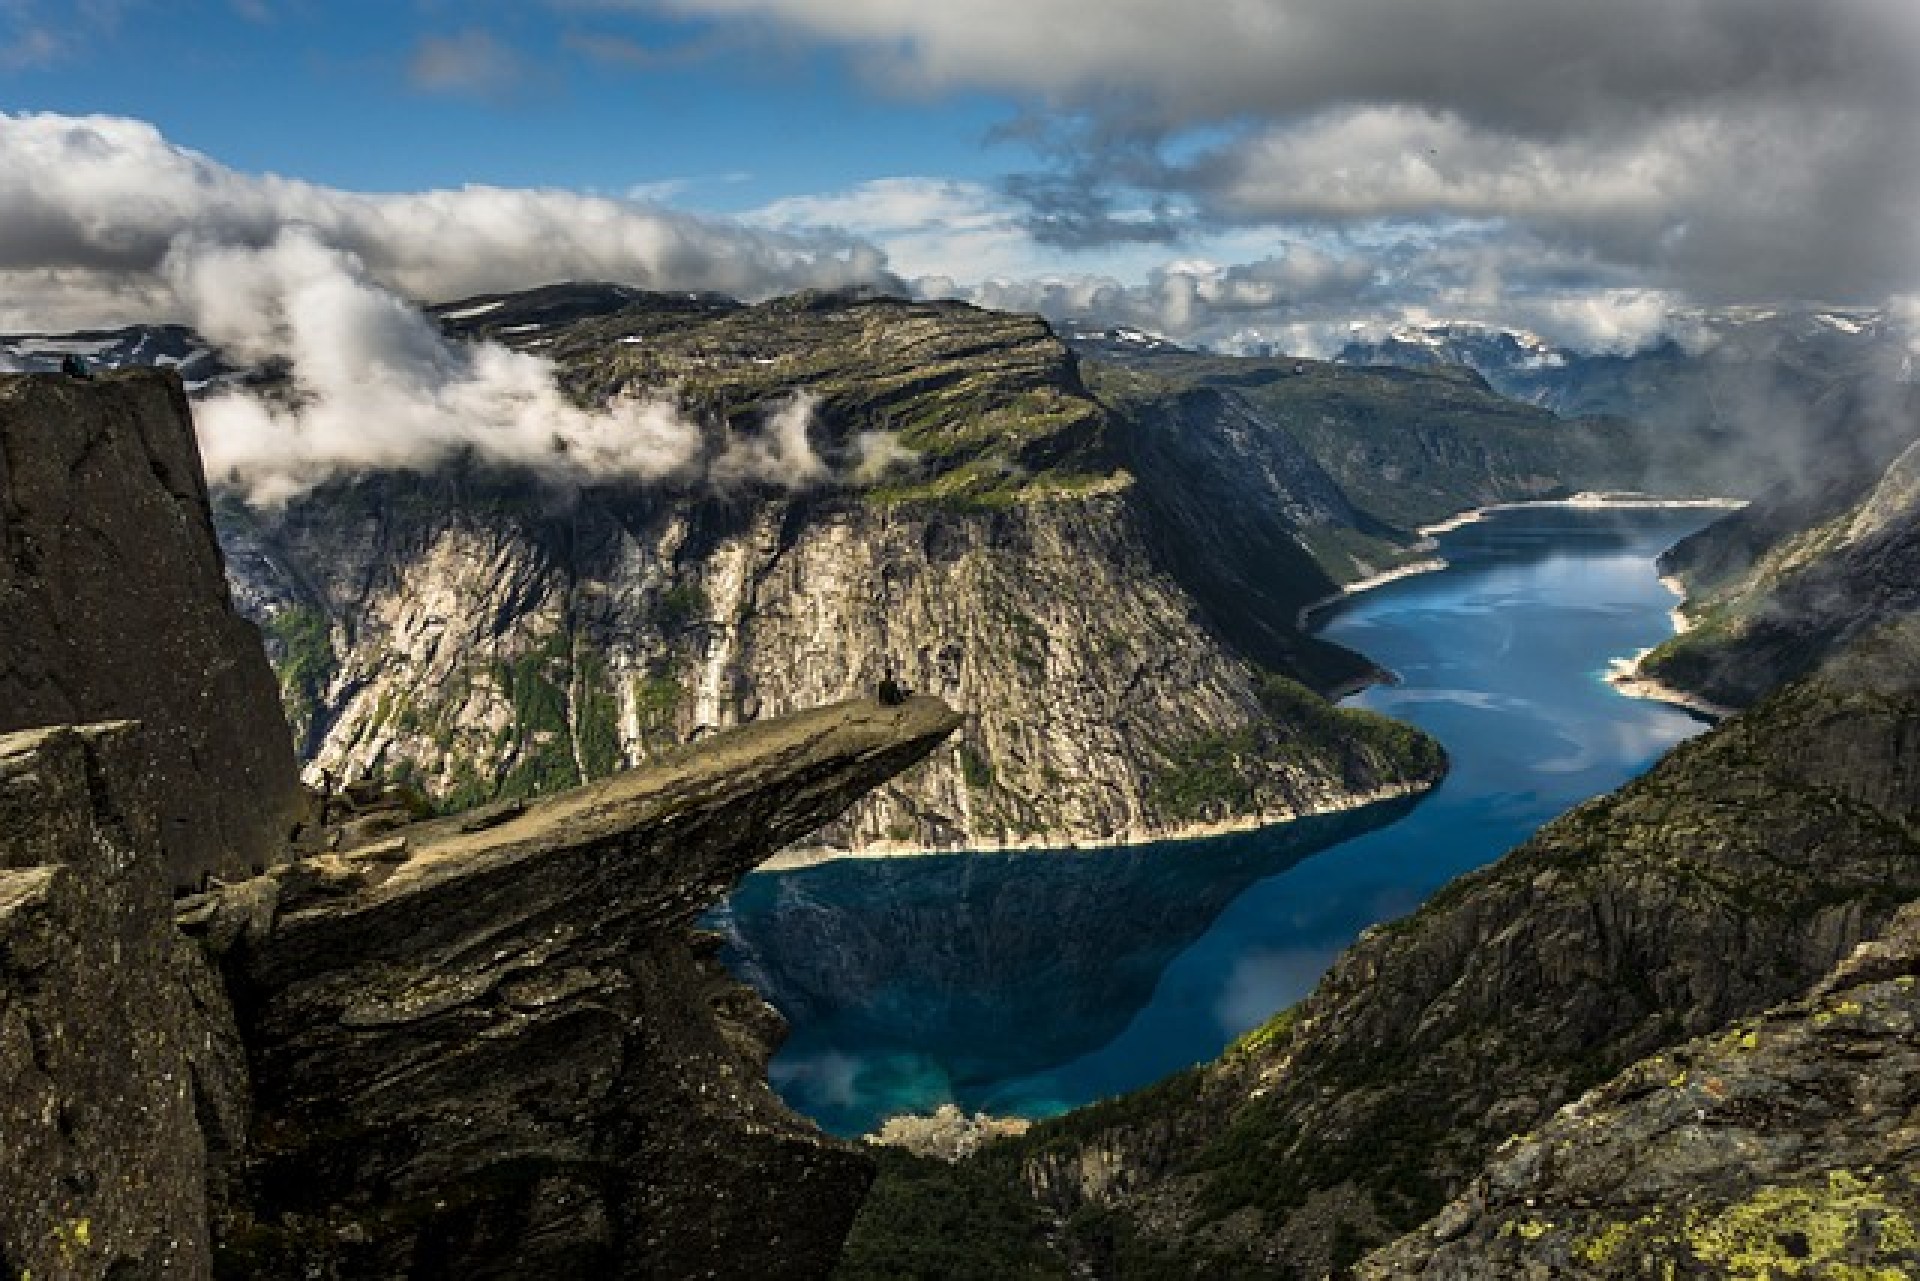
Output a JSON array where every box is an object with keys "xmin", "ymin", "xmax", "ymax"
[{"xmin": 0, "ymin": 371, "xmax": 304, "ymax": 887}]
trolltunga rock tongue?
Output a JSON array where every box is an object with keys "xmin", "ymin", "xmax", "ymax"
[{"xmin": 210, "ymin": 693, "xmax": 961, "ymax": 1278}]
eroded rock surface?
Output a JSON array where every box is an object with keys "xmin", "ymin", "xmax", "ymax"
[
  {"xmin": 0, "ymin": 722, "xmax": 247, "ymax": 1281},
  {"xmin": 1366, "ymin": 900, "xmax": 1920, "ymax": 1278},
  {"xmin": 200, "ymin": 694, "xmax": 961, "ymax": 1279},
  {"xmin": 0, "ymin": 371, "xmax": 304, "ymax": 887}
]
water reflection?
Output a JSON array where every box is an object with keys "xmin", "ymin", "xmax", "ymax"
[
  {"xmin": 711, "ymin": 796, "xmax": 1418, "ymax": 1135},
  {"xmin": 717, "ymin": 506, "xmax": 1723, "ymax": 1136}
]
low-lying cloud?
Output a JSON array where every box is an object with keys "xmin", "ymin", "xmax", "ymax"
[{"xmin": 0, "ymin": 111, "xmax": 885, "ymax": 503}]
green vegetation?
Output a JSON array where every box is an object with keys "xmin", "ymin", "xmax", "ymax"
[
  {"xmin": 631, "ymin": 671, "xmax": 684, "ymax": 745},
  {"xmin": 490, "ymin": 631, "xmax": 582, "ymax": 801},
  {"xmin": 262, "ymin": 605, "xmax": 337, "ymax": 750},
  {"xmin": 574, "ymin": 650, "xmax": 624, "ymax": 779},
  {"xmin": 959, "ymin": 742, "xmax": 995, "ymax": 791},
  {"xmin": 834, "ymin": 1149, "xmax": 1066, "ymax": 1281},
  {"xmin": 656, "ymin": 583, "xmax": 708, "ymax": 631},
  {"xmin": 1148, "ymin": 673, "xmax": 1444, "ymax": 824}
]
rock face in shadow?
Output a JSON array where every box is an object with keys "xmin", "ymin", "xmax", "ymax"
[
  {"xmin": 0, "ymin": 721, "xmax": 248, "ymax": 1281},
  {"xmin": 1366, "ymin": 899, "xmax": 1920, "ymax": 1278},
  {"xmin": 0, "ymin": 371, "xmax": 304, "ymax": 887},
  {"xmin": 199, "ymin": 695, "xmax": 962, "ymax": 1279}
]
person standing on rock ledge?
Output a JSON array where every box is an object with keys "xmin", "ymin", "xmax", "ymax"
[{"xmin": 877, "ymin": 667, "xmax": 909, "ymax": 706}]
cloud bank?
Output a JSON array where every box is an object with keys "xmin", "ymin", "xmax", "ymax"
[
  {"xmin": 0, "ymin": 112, "xmax": 897, "ymax": 332},
  {"xmin": 0, "ymin": 112, "xmax": 883, "ymax": 502},
  {"xmin": 659, "ymin": 0, "xmax": 1920, "ymax": 307}
]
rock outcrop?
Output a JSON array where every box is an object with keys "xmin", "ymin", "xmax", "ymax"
[
  {"xmin": 0, "ymin": 721, "xmax": 248, "ymax": 1281},
  {"xmin": 1366, "ymin": 900, "xmax": 1920, "ymax": 1278},
  {"xmin": 0, "ymin": 371, "xmax": 304, "ymax": 887},
  {"xmin": 1641, "ymin": 391, "xmax": 1920, "ymax": 709},
  {"xmin": 0, "ymin": 372, "xmax": 966, "ymax": 1279},
  {"xmin": 200, "ymin": 694, "xmax": 961, "ymax": 1278}
]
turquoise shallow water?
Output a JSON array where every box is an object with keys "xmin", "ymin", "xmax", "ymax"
[{"xmin": 709, "ymin": 506, "xmax": 1720, "ymax": 1137}]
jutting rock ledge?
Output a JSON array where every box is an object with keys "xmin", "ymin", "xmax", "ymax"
[{"xmin": 0, "ymin": 370, "xmax": 963, "ymax": 1279}]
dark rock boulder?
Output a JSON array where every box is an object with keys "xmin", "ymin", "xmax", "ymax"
[
  {"xmin": 0, "ymin": 371, "xmax": 305, "ymax": 888},
  {"xmin": 196, "ymin": 694, "xmax": 961, "ymax": 1279},
  {"xmin": 0, "ymin": 721, "xmax": 249, "ymax": 1280}
]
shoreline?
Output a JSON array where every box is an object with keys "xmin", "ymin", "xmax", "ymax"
[
  {"xmin": 1416, "ymin": 492, "xmax": 1745, "ymax": 538},
  {"xmin": 1602, "ymin": 573, "xmax": 1735, "ymax": 721},
  {"xmin": 1295, "ymin": 557, "xmax": 1449, "ymax": 628},
  {"xmin": 757, "ymin": 777, "xmax": 1434, "ymax": 872},
  {"xmin": 761, "ymin": 494, "xmax": 1741, "ymax": 872},
  {"xmin": 1604, "ymin": 650, "xmax": 1735, "ymax": 722}
]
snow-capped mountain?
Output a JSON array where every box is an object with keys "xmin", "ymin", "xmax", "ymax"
[{"xmin": 0, "ymin": 325, "xmax": 233, "ymax": 390}]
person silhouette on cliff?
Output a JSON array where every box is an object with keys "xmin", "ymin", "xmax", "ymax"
[{"xmin": 877, "ymin": 666, "xmax": 908, "ymax": 706}]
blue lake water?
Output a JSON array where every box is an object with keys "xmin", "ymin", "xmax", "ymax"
[{"xmin": 710, "ymin": 506, "xmax": 1721, "ymax": 1137}]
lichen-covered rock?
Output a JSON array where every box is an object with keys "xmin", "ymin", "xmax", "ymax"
[
  {"xmin": 0, "ymin": 371, "xmax": 305, "ymax": 887},
  {"xmin": 0, "ymin": 721, "xmax": 248, "ymax": 1281},
  {"xmin": 202, "ymin": 694, "xmax": 961, "ymax": 1279},
  {"xmin": 1364, "ymin": 899, "xmax": 1920, "ymax": 1278}
]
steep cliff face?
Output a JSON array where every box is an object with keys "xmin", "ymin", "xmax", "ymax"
[
  {"xmin": 1640, "ymin": 387, "xmax": 1920, "ymax": 708},
  {"xmin": 219, "ymin": 293, "xmax": 1444, "ymax": 851},
  {"xmin": 201, "ymin": 694, "xmax": 961, "ymax": 1278},
  {"xmin": 0, "ymin": 371, "xmax": 305, "ymax": 887},
  {"xmin": 843, "ymin": 622, "xmax": 1920, "ymax": 1277},
  {"xmin": 0, "ymin": 371, "xmax": 976, "ymax": 1279},
  {"xmin": 1072, "ymin": 342, "xmax": 1650, "ymax": 532},
  {"xmin": 0, "ymin": 721, "xmax": 249, "ymax": 1281}
]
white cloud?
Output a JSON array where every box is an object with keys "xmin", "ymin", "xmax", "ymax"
[
  {"xmin": 0, "ymin": 111, "xmax": 899, "ymax": 331},
  {"xmin": 0, "ymin": 112, "xmax": 896, "ymax": 503},
  {"xmin": 748, "ymin": 177, "xmax": 1043, "ymax": 282}
]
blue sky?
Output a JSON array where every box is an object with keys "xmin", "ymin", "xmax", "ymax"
[
  {"xmin": 3, "ymin": 1, "xmax": 1021, "ymax": 199},
  {"xmin": 3, "ymin": 0, "xmax": 1918, "ymax": 353}
]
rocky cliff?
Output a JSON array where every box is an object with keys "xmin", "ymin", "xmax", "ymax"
[
  {"xmin": 1365, "ymin": 898, "xmax": 1920, "ymax": 1278},
  {"xmin": 841, "ymin": 620, "xmax": 1920, "ymax": 1278},
  {"xmin": 0, "ymin": 372, "xmax": 966, "ymax": 1278},
  {"xmin": 1638, "ymin": 384, "xmax": 1920, "ymax": 708},
  {"xmin": 0, "ymin": 371, "xmax": 304, "ymax": 887},
  {"xmin": 217, "ymin": 290, "xmax": 1447, "ymax": 852},
  {"xmin": 200, "ymin": 693, "xmax": 961, "ymax": 1278},
  {"xmin": 0, "ymin": 721, "xmax": 248, "ymax": 1281}
]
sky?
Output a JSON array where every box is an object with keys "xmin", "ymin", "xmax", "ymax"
[{"xmin": 3, "ymin": 0, "xmax": 1919, "ymax": 357}]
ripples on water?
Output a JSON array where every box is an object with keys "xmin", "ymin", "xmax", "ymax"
[{"xmin": 710, "ymin": 507, "xmax": 1721, "ymax": 1136}]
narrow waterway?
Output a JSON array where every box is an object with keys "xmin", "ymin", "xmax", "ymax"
[{"xmin": 711, "ymin": 506, "xmax": 1721, "ymax": 1136}]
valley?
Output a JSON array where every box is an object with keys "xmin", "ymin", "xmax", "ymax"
[
  {"xmin": 716, "ymin": 505, "xmax": 1720, "ymax": 1137},
  {"xmin": 4, "ymin": 287, "xmax": 1916, "ymax": 1279}
]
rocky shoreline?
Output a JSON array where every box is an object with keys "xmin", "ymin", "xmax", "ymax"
[{"xmin": 758, "ymin": 776, "xmax": 1436, "ymax": 870}]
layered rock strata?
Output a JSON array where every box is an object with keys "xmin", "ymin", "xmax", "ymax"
[{"xmin": 200, "ymin": 694, "xmax": 961, "ymax": 1278}]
